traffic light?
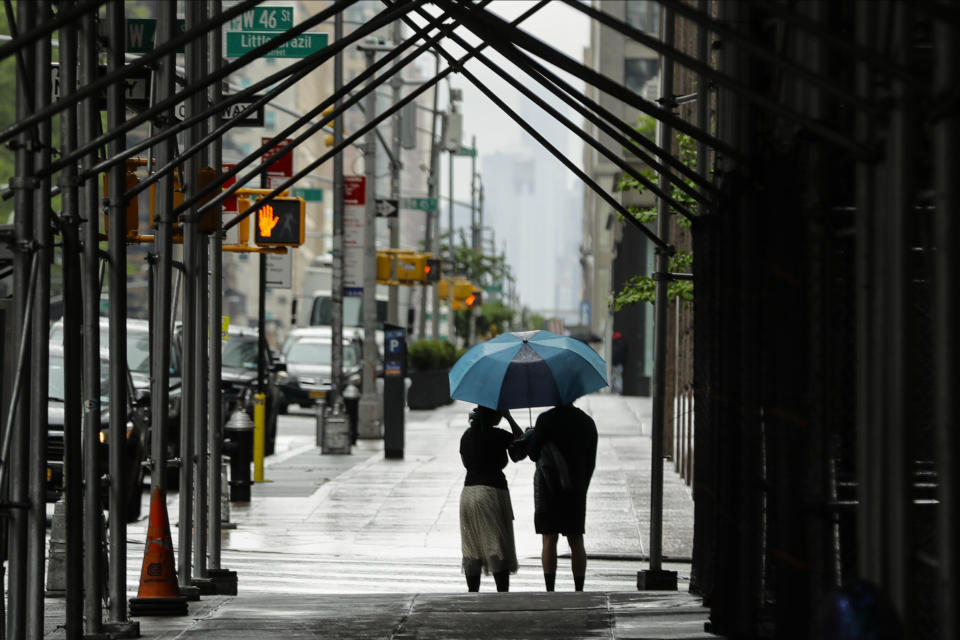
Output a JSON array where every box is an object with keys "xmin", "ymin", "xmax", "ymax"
[
  {"xmin": 425, "ymin": 258, "xmax": 442, "ymax": 283},
  {"xmin": 464, "ymin": 289, "xmax": 482, "ymax": 308},
  {"xmin": 253, "ymin": 197, "xmax": 305, "ymax": 247}
]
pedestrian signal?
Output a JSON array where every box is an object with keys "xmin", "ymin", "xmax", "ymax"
[{"xmin": 253, "ymin": 197, "xmax": 305, "ymax": 247}]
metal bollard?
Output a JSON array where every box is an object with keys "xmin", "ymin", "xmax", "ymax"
[
  {"xmin": 315, "ymin": 400, "xmax": 326, "ymax": 448},
  {"xmin": 220, "ymin": 460, "xmax": 236, "ymax": 529},
  {"xmin": 223, "ymin": 409, "xmax": 253, "ymax": 502}
]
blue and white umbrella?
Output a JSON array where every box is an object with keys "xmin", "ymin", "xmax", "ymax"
[{"xmin": 448, "ymin": 330, "xmax": 608, "ymax": 410}]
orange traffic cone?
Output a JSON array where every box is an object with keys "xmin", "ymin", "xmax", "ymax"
[{"xmin": 129, "ymin": 486, "xmax": 188, "ymax": 616}]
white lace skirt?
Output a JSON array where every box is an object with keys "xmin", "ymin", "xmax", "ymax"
[{"xmin": 459, "ymin": 485, "xmax": 518, "ymax": 576}]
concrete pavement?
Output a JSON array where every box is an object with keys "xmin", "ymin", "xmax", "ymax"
[{"xmin": 41, "ymin": 393, "xmax": 715, "ymax": 638}]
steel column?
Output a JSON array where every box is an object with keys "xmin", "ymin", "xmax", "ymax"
[
  {"xmin": 150, "ymin": 0, "xmax": 177, "ymax": 505},
  {"xmin": 933, "ymin": 10, "xmax": 960, "ymax": 640},
  {"xmin": 207, "ymin": 0, "xmax": 226, "ymax": 572},
  {"xmin": 647, "ymin": 3, "xmax": 674, "ymax": 578},
  {"xmin": 104, "ymin": 0, "xmax": 131, "ymax": 625},
  {"xmin": 78, "ymin": 6, "xmax": 104, "ymax": 633},
  {"xmin": 178, "ymin": 0, "xmax": 202, "ymax": 596},
  {"xmin": 25, "ymin": 2, "xmax": 52, "ymax": 635},
  {"xmin": 191, "ymin": 0, "xmax": 210, "ymax": 586},
  {"xmin": 880, "ymin": 2, "xmax": 912, "ymax": 620},
  {"xmin": 6, "ymin": 0, "xmax": 35, "ymax": 635},
  {"xmin": 56, "ymin": 6, "xmax": 84, "ymax": 636}
]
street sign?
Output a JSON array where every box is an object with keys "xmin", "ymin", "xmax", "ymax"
[
  {"xmin": 456, "ymin": 146, "xmax": 477, "ymax": 157},
  {"xmin": 175, "ymin": 95, "xmax": 265, "ymax": 126},
  {"xmin": 292, "ymin": 187, "xmax": 323, "ymax": 202},
  {"xmin": 261, "ymin": 137, "xmax": 294, "ymax": 177},
  {"xmin": 229, "ymin": 7, "xmax": 294, "ymax": 32},
  {"xmin": 265, "ymin": 252, "xmax": 292, "ymax": 289},
  {"xmin": 51, "ymin": 63, "xmax": 149, "ymax": 110},
  {"xmin": 225, "ymin": 32, "xmax": 327, "ymax": 59},
  {"xmin": 126, "ymin": 18, "xmax": 185, "ymax": 54},
  {"xmin": 344, "ymin": 176, "xmax": 366, "ymax": 295},
  {"xmin": 343, "ymin": 176, "xmax": 365, "ymax": 205},
  {"xmin": 375, "ymin": 199, "xmax": 399, "ymax": 218},
  {"xmin": 483, "ymin": 284, "xmax": 502, "ymax": 293},
  {"xmin": 402, "ymin": 197, "xmax": 437, "ymax": 211}
]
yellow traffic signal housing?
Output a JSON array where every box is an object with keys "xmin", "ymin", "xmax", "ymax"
[
  {"xmin": 148, "ymin": 167, "xmax": 219, "ymax": 237},
  {"xmin": 453, "ymin": 280, "xmax": 474, "ymax": 300},
  {"xmin": 377, "ymin": 250, "xmax": 429, "ymax": 285},
  {"xmin": 252, "ymin": 197, "xmax": 305, "ymax": 247},
  {"xmin": 376, "ymin": 251, "xmax": 393, "ymax": 281},
  {"xmin": 103, "ymin": 170, "xmax": 140, "ymax": 240},
  {"xmin": 396, "ymin": 253, "xmax": 426, "ymax": 283},
  {"xmin": 229, "ymin": 196, "xmax": 252, "ymax": 247}
]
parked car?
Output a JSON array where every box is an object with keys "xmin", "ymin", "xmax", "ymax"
[
  {"xmin": 221, "ymin": 326, "xmax": 285, "ymax": 456},
  {"xmin": 45, "ymin": 344, "xmax": 148, "ymax": 522},
  {"xmin": 282, "ymin": 327, "xmax": 371, "ymax": 437},
  {"xmin": 50, "ymin": 318, "xmax": 182, "ymax": 487},
  {"xmin": 279, "ymin": 330, "xmax": 362, "ymax": 409}
]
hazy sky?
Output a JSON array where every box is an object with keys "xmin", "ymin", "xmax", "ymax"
[{"xmin": 411, "ymin": 1, "xmax": 591, "ymax": 311}]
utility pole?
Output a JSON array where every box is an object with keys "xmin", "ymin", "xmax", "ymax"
[
  {"xmin": 387, "ymin": 21, "xmax": 402, "ymax": 327},
  {"xmin": 331, "ymin": 9, "xmax": 345, "ymax": 411},
  {"xmin": 358, "ymin": 46, "xmax": 380, "ymax": 438},
  {"xmin": 446, "ymin": 107, "xmax": 456, "ymax": 345},
  {"xmin": 421, "ymin": 52, "xmax": 441, "ymax": 341},
  {"xmin": 468, "ymin": 136, "xmax": 478, "ymax": 346}
]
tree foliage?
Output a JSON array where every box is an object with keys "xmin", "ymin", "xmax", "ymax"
[{"xmin": 612, "ymin": 115, "xmax": 698, "ymax": 309}]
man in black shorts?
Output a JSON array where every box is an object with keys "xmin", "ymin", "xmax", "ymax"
[{"xmin": 520, "ymin": 403, "xmax": 598, "ymax": 591}]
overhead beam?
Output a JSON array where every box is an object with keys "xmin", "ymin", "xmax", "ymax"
[
  {"xmin": 441, "ymin": 0, "xmax": 744, "ymax": 163},
  {"xmin": 430, "ymin": 1, "xmax": 704, "ymax": 215}
]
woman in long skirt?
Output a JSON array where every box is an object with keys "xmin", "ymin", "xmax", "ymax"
[{"xmin": 459, "ymin": 405, "xmax": 522, "ymax": 592}]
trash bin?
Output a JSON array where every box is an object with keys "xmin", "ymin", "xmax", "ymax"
[{"xmin": 223, "ymin": 409, "xmax": 253, "ymax": 501}]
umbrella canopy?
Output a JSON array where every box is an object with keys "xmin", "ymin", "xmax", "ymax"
[{"xmin": 448, "ymin": 330, "xmax": 608, "ymax": 410}]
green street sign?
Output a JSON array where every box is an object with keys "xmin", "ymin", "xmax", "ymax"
[
  {"xmin": 226, "ymin": 32, "xmax": 328, "ymax": 59},
  {"xmin": 483, "ymin": 285, "xmax": 503, "ymax": 293},
  {"xmin": 403, "ymin": 197, "xmax": 437, "ymax": 211},
  {"xmin": 229, "ymin": 7, "xmax": 294, "ymax": 32},
  {"xmin": 456, "ymin": 146, "xmax": 477, "ymax": 157},
  {"xmin": 127, "ymin": 19, "xmax": 185, "ymax": 54},
  {"xmin": 292, "ymin": 187, "xmax": 323, "ymax": 202}
]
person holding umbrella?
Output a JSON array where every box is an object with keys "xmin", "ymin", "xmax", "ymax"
[
  {"xmin": 520, "ymin": 403, "xmax": 598, "ymax": 592},
  {"xmin": 449, "ymin": 329, "xmax": 608, "ymax": 592},
  {"xmin": 459, "ymin": 405, "xmax": 524, "ymax": 592}
]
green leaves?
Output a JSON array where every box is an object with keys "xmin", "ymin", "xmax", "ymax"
[{"xmin": 611, "ymin": 118, "xmax": 699, "ymax": 310}]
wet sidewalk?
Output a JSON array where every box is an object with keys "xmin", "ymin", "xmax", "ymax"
[{"xmin": 42, "ymin": 393, "xmax": 714, "ymax": 638}]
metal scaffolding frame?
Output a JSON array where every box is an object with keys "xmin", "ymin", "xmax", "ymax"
[{"xmin": 0, "ymin": 1, "xmax": 955, "ymax": 639}]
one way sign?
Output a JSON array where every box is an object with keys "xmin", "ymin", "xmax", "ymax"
[{"xmin": 375, "ymin": 198, "xmax": 398, "ymax": 218}]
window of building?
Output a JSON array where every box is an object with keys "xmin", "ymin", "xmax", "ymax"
[
  {"xmin": 625, "ymin": 1, "xmax": 660, "ymax": 36},
  {"xmin": 624, "ymin": 58, "xmax": 659, "ymax": 97}
]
